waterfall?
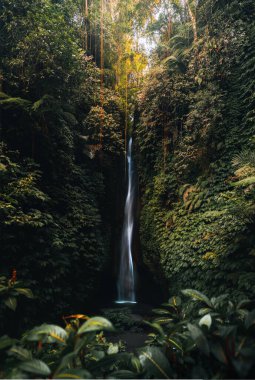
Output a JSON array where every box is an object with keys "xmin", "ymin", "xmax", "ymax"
[{"xmin": 116, "ymin": 137, "xmax": 136, "ymax": 304}]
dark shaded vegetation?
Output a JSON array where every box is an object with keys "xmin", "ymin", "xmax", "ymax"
[
  {"xmin": 1, "ymin": 0, "xmax": 255, "ymax": 378},
  {"xmin": 0, "ymin": 0, "xmax": 125, "ymax": 326}
]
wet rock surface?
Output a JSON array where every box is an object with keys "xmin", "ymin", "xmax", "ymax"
[{"xmin": 102, "ymin": 303, "xmax": 154, "ymax": 351}]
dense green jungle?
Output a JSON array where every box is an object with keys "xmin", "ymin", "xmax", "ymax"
[{"xmin": 0, "ymin": 0, "xmax": 255, "ymax": 378}]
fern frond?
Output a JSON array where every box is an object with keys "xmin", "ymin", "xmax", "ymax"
[{"xmin": 232, "ymin": 150, "xmax": 255, "ymax": 168}]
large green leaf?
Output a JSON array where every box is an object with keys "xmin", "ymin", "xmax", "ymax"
[
  {"xmin": 187, "ymin": 323, "xmax": 209, "ymax": 356},
  {"xmin": 55, "ymin": 352, "xmax": 78, "ymax": 374},
  {"xmin": 181, "ymin": 289, "xmax": 212, "ymax": 307},
  {"xmin": 168, "ymin": 337, "xmax": 183, "ymax": 352},
  {"xmin": 74, "ymin": 335, "xmax": 90, "ymax": 353},
  {"xmin": 54, "ymin": 369, "xmax": 92, "ymax": 379},
  {"xmin": 131, "ymin": 356, "xmax": 143, "ymax": 373},
  {"xmin": 9, "ymin": 346, "xmax": 32, "ymax": 361},
  {"xmin": 138, "ymin": 346, "xmax": 172, "ymax": 379},
  {"xmin": 15, "ymin": 288, "xmax": 34, "ymax": 299},
  {"xmin": 24, "ymin": 324, "xmax": 67, "ymax": 343},
  {"xmin": 0, "ymin": 335, "xmax": 17, "ymax": 350},
  {"xmin": 152, "ymin": 308, "xmax": 171, "ymax": 316},
  {"xmin": 153, "ymin": 317, "xmax": 173, "ymax": 325},
  {"xmin": 78, "ymin": 317, "xmax": 114, "ymax": 334},
  {"xmin": 107, "ymin": 370, "xmax": 137, "ymax": 379},
  {"xmin": 4, "ymin": 297, "xmax": 17, "ymax": 311},
  {"xmin": 19, "ymin": 359, "xmax": 51, "ymax": 376}
]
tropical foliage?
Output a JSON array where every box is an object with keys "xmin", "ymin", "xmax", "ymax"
[
  {"xmin": 135, "ymin": 0, "xmax": 255, "ymax": 299},
  {"xmin": 1, "ymin": 288, "xmax": 255, "ymax": 379},
  {"xmin": 0, "ymin": 0, "xmax": 255, "ymax": 378}
]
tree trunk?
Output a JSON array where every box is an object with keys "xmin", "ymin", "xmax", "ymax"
[{"xmin": 185, "ymin": 1, "xmax": 197, "ymax": 43}]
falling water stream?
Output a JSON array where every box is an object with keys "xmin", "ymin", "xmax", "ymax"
[{"xmin": 116, "ymin": 137, "xmax": 136, "ymax": 304}]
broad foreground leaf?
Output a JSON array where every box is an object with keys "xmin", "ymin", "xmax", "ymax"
[
  {"xmin": 138, "ymin": 346, "xmax": 172, "ymax": 379},
  {"xmin": 19, "ymin": 359, "xmax": 51, "ymax": 376},
  {"xmin": 0, "ymin": 335, "xmax": 17, "ymax": 350},
  {"xmin": 187, "ymin": 323, "xmax": 209, "ymax": 356},
  {"xmin": 24, "ymin": 324, "xmax": 68, "ymax": 343},
  {"xmin": 54, "ymin": 369, "xmax": 92, "ymax": 379},
  {"xmin": 107, "ymin": 370, "xmax": 137, "ymax": 379},
  {"xmin": 182, "ymin": 289, "xmax": 212, "ymax": 307},
  {"xmin": 9, "ymin": 345, "xmax": 32, "ymax": 360},
  {"xmin": 4, "ymin": 297, "xmax": 17, "ymax": 311},
  {"xmin": 78, "ymin": 316, "xmax": 114, "ymax": 334},
  {"xmin": 15, "ymin": 288, "xmax": 34, "ymax": 298}
]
